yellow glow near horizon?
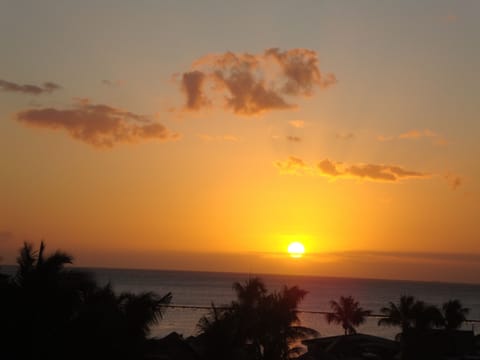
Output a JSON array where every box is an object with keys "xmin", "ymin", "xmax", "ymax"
[{"xmin": 287, "ymin": 242, "xmax": 305, "ymax": 258}]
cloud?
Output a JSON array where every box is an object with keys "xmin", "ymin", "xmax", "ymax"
[
  {"xmin": 325, "ymin": 250, "xmax": 480, "ymax": 266},
  {"xmin": 197, "ymin": 134, "xmax": 239, "ymax": 143},
  {"xmin": 379, "ymin": 129, "xmax": 448, "ymax": 146},
  {"xmin": 15, "ymin": 99, "xmax": 179, "ymax": 148},
  {"xmin": 179, "ymin": 48, "xmax": 336, "ymax": 115},
  {"xmin": 286, "ymin": 135, "xmax": 301, "ymax": 142},
  {"xmin": 275, "ymin": 156, "xmax": 312, "ymax": 175},
  {"xmin": 0, "ymin": 231, "xmax": 13, "ymax": 242},
  {"xmin": 288, "ymin": 120, "xmax": 305, "ymax": 128},
  {"xmin": 346, "ymin": 164, "xmax": 426, "ymax": 181},
  {"xmin": 336, "ymin": 132, "xmax": 354, "ymax": 140},
  {"xmin": 318, "ymin": 159, "xmax": 341, "ymax": 176},
  {"xmin": 0, "ymin": 79, "xmax": 61, "ymax": 95},
  {"xmin": 398, "ymin": 129, "xmax": 437, "ymax": 139},
  {"xmin": 444, "ymin": 173, "xmax": 463, "ymax": 190},
  {"xmin": 181, "ymin": 71, "xmax": 210, "ymax": 110},
  {"xmin": 265, "ymin": 48, "xmax": 337, "ymax": 95},
  {"xmin": 377, "ymin": 135, "xmax": 394, "ymax": 142},
  {"xmin": 101, "ymin": 79, "xmax": 124, "ymax": 87},
  {"xmin": 275, "ymin": 156, "xmax": 430, "ymax": 183}
]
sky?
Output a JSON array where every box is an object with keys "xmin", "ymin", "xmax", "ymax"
[{"xmin": 1, "ymin": 0, "xmax": 480, "ymax": 283}]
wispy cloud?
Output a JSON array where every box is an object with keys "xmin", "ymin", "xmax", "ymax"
[
  {"xmin": 336, "ymin": 132, "xmax": 354, "ymax": 140},
  {"xmin": 379, "ymin": 129, "xmax": 448, "ymax": 146},
  {"xmin": 196, "ymin": 134, "xmax": 240, "ymax": 143},
  {"xmin": 398, "ymin": 129, "xmax": 437, "ymax": 139},
  {"xmin": 440, "ymin": 14, "xmax": 458, "ymax": 24},
  {"xmin": 444, "ymin": 173, "xmax": 463, "ymax": 190},
  {"xmin": 0, "ymin": 79, "xmax": 61, "ymax": 95},
  {"xmin": 179, "ymin": 48, "xmax": 336, "ymax": 115},
  {"xmin": 101, "ymin": 79, "xmax": 124, "ymax": 87},
  {"xmin": 286, "ymin": 135, "xmax": 301, "ymax": 142},
  {"xmin": 288, "ymin": 120, "xmax": 305, "ymax": 128},
  {"xmin": 275, "ymin": 156, "xmax": 430, "ymax": 183},
  {"xmin": 15, "ymin": 99, "xmax": 179, "ymax": 148},
  {"xmin": 323, "ymin": 250, "xmax": 480, "ymax": 266}
]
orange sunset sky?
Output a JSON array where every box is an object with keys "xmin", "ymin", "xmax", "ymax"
[{"xmin": 1, "ymin": 1, "xmax": 479, "ymax": 283}]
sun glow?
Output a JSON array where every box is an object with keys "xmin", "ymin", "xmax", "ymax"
[{"xmin": 287, "ymin": 242, "xmax": 305, "ymax": 258}]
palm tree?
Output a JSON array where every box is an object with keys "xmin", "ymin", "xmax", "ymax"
[
  {"xmin": 379, "ymin": 295, "xmax": 444, "ymax": 344},
  {"xmin": 378, "ymin": 295, "xmax": 418, "ymax": 334},
  {"xmin": 198, "ymin": 278, "xmax": 317, "ymax": 360},
  {"xmin": 325, "ymin": 295, "xmax": 371, "ymax": 335},
  {"xmin": 411, "ymin": 301, "xmax": 443, "ymax": 331},
  {"xmin": 260, "ymin": 285, "xmax": 318, "ymax": 360},
  {"xmin": 10, "ymin": 241, "xmax": 96, "ymax": 359},
  {"xmin": 442, "ymin": 299, "xmax": 469, "ymax": 330},
  {"xmin": 120, "ymin": 290, "xmax": 172, "ymax": 340},
  {"xmin": 4, "ymin": 241, "xmax": 172, "ymax": 360}
]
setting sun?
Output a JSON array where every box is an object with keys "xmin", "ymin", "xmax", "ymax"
[{"xmin": 287, "ymin": 242, "xmax": 305, "ymax": 258}]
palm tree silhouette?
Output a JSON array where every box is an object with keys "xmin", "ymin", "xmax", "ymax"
[
  {"xmin": 2, "ymin": 241, "xmax": 172, "ymax": 360},
  {"xmin": 379, "ymin": 295, "xmax": 444, "ymax": 345},
  {"xmin": 442, "ymin": 299, "xmax": 469, "ymax": 330},
  {"xmin": 378, "ymin": 295, "xmax": 418, "ymax": 334},
  {"xmin": 260, "ymin": 285, "xmax": 318, "ymax": 360},
  {"xmin": 1, "ymin": 242, "xmax": 96, "ymax": 359},
  {"xmin": 411, "ymin": 301, "xmax": 443, "ymax": 331},
  {"xmin": 325, "ymin": 295, "xmax": 371, "ymax": 335},
  {"xmin": 198, "ymin": 277, "xmax": 317, "ymax": 360}
]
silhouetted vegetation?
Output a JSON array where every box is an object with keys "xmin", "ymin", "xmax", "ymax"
[
  {"xmin": 442, "ymin": 299, "xmax": 469, "ymax": 330},
  {"xmin": 1, "ymin": 242, "xmax": 477, "ymax": 360},
  {"xmin": 0, "ymin": 242, "xmax": 171, "ymax": 360},
  {"xmin": 325, "ymin": 295, "xmax": 371, "ymax": 335},
  {"xmin": 197, "ymin": 277, "xmax": 318, "ymax": 360}
]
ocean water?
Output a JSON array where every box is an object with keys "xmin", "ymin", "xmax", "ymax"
[{"xmin": 86, "ymin": 268, "xmax": 480, "ymax": 339}]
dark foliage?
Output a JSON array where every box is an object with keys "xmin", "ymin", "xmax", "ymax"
[
  {"xmin": 197, "ymin": 277, "xmax": 317, "ymax": 360},
  {"xmin": 325, "ymin": 295, "xmax": 371, "ymax": 335},
  {"xmin": 0, "ymin": 242, "xmax": 171, "ymax": 360}
]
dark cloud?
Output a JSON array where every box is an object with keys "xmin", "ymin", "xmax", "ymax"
[
  {"xmin": 181, "ymin": 71, "xmax": 210, "ymax": 110},
  {"xmin": 286, "ymin": 135, "xmax": 301, "ymax": 142},
  {"xmin": 276, "ymin": 156, "xmax": 430, "ymax": 183},
  {"xmin": 179, "ymin": 48, "xmax": 336, "ymax": 115},
  {"xmin": 318, "ymin": 159, "xmax": 341, "ymax": 176},
  {"xmin": 266, "ymin": 48, "xmax": 336, "ymax": 95},
  {"xmin": 444, "ymin": 173, "xmax": 463, "ymax": 190},
  {"xmin": 345, "ymin": 163, "xmax": 426, "ymax": 181},
  {"xmin": 0, "ymin": 79, "xmax": 61, "ymax": 95},
  {"xmin": 15, "ymin": 99, "xmax": 179, "ymax": 148}
]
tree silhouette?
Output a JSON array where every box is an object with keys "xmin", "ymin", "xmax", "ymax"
[
  {"xmin": 0, "ymin": 242, "xmax": 172, "ymax": 360},
  {"xmin": 411, "ymin": 301, "xmax": 443, "ymax": 331},
  {"xmin": 379, "ymin": 295, "xmax": 444, "ymax": 344},
  {"xmin": 259, "ymin": 285, "xmax": 318, "ymax": 360},
  {"xmin": 442, "ymin": 299, "xmax": 469, "ymax": 330},
  {"xmin": 325, "ymin": 295, "xmax": 371, "ymax": 335},
  {"xmin": 378, "ymin": 295, "xmax": 418, "ymax": 334},
  {"xmin": 7, "ymin": 241, "xmax": 96, "ymax": 359},
  {"xmin": 198, "ymin": 277, "xmax": 317, "ymax": 360}
]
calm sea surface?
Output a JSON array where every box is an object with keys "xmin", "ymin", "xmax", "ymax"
[{"xmin": 85, "ymin": 268, "xmax": 480, "ymax": 339}]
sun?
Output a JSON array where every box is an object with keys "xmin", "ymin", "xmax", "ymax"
[{"xmin": 287, "ymin": 242, "xmax": 305, "ymax": 258}]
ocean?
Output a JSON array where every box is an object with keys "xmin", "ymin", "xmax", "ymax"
[{"xmin": 85, "ymin": 268, "xmax": 480, "ymax": 339}]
